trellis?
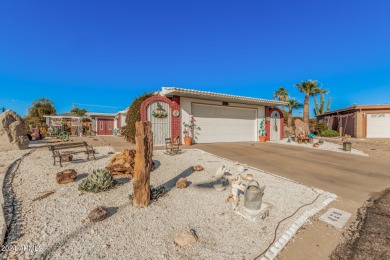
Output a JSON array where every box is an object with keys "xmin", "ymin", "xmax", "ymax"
[{"xmin": 324, "ymin": 112, "xmax": 356, "ymax": 136}]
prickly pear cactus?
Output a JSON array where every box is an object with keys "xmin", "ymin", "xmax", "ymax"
[{"xmin": 79, "ymin": 169, "xmax": 115, "ymax": 193}]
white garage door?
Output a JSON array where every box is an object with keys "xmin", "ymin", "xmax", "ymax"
[
  {"xmin": 192, "ymin": 103, "xmax": 257, "ymax": 143},
  {"xmin": 367, "ymin": 114, "xmax": 390, "ymax": 138}
]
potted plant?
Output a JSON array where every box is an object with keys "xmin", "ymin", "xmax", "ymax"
[
  {"xmin": 259, "ymin": 120, "xmax": 267, "ymax": 142},
  {"xmin": 183, "ymin": 115, "xmax": 196, "ymax": 145}
]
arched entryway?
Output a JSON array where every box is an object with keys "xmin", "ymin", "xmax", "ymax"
[
  {"xmin": 140, "ymin": 96, "xmax": 181, "ymax": 146},
  {"xmin": 266, "ymin": 107, "xmax": 284, "ymax": 141},
  {"xmin": 270, "ymin": 110, "xmax": 281, "ymax": 141}
]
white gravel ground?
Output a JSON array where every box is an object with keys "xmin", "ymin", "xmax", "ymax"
[
  {"xmin": 270, "ymin": 138, "xmax": 368, "ymax": 156},
  {"xmin": 3, "ymin": 147, "xmax": 335, "ymax": 259}
]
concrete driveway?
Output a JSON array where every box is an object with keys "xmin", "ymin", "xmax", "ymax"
[{"xmin": 193, "ymin": 142, "xmax": 390, "ymax": 259}]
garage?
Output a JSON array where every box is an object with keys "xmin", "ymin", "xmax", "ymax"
[
  {"xmin": 366, "ymin": 113, "xmax": 390, "ymax": 138},
  {"xmin": 317, "ymin": 105, "xmax": 390, "ymax": 138},
  {"xmin": 192, "ymin": 103, "xmax": 257, "ymax": 143}
]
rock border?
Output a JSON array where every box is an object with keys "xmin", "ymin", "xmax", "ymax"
[{"xmin": 0, "ymin": 150, "xmax": 34, "ymax": 247}]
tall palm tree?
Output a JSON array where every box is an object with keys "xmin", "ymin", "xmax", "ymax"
[
  {"xmin": 295, "ymin": 80, "xmax": 323, "ymax": 124},
  {"xmin": 273, "ymin": 87, "xmax": 289, "ymax": 102},
  {"xmin": 287, "ymin": 98, "xmax": 303, "ymax": 127}
]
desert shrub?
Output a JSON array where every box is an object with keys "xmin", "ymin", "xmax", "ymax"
[
  {"xmin": 124, "ymin": 92, "xmax": 155, "ymax": 143},
  {"xmin": 79, "ymin": 169, "xmax": 115, "ymax": 193},
  {"xmin": 129, "ymin": 185, "xmax": 168, "ymax": 202},
  {"xmin": 320, "ymin": 129, "xmax": 339, "ymax": 137},
  {"xmin": 316, "ymin": 121, "xmax": 328, "ymax": 133}
]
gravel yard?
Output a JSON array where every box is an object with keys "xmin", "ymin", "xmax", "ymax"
[
  {"xmin": 270, "ymin": 138, "xmax": 368, "ymax": 156},
  {"xmin": 2, "ymin": 148, "xmax": 335, "ymax": 259}
]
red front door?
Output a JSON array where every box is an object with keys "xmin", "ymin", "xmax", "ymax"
[{"xmin": 97, "ymin": 118, "xmax": 114, "ymax": 135}]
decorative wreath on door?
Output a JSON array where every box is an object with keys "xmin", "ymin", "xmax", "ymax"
[{"xmin": 152, "ymin": 102, "xmax": 168, "ymax": 118}]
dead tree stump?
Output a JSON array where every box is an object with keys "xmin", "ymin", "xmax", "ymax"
[{"xmin": 132, "ymin": 121, "xmax": 153, "ymax": 208}]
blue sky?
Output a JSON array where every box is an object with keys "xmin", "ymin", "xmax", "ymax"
[{"xmin": 1, "ymin": 1, "xmax": 389, "ymax": 116}]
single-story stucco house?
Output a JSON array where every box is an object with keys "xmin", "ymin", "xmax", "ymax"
[
  {"xmin": 140, "ymin": 87, "xmax": 287, "ymax": 145},
  {"xmin": 317, "ymin": 104, "xmax": 390, "ymax": 138},
  {"xmin": 45, "ymin": 108, "xmax": 128, "ymax": 136},
  {"xmin": 86, "ymin": 108, "xmax": 128, "ymax": 135}
]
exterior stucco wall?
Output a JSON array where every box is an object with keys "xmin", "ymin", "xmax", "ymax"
[
  {"xmin": 180, "ymin": 97, "xmax": 266, "ymax": 143},
  {"xmin": 355, "ymin": 111, "xmax": 363, "ymax": 138}
]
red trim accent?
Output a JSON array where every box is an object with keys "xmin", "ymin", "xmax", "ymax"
[
  {"xmin": 140, "ymin": 95, "xmax": 181, "ymax": 140},
  {"xmin": 265, "ymin": 107, "xmax": 284, "ymax": 141}
]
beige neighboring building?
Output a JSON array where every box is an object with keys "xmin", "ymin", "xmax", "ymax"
[{"xmin": 317, "ymin": 105, "xmax": 390, "ymax": 138}]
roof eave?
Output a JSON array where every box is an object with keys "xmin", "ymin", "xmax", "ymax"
[{"xmin": 162, "ymin": 87, "xmax": 287, "ymax": 107}]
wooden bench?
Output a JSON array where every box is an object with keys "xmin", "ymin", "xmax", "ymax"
[
  {"xmin": 48, "ymin": 141, "xmax": 96, "ymax": 167},
  {"xmin": 165, "ymin": 137, "xmax": 181, "ymax": 155},
  {"xmin": 297, "ymin": 136, "xmax": 313, "ymax": 144}
]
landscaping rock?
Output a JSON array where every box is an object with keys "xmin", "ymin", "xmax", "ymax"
[
  {"xmin": 88, "ymin": 206, "xmax": 108, "ymax": 222},
  {"xmin": 174, "ymin": 232, "xmax": 197, "ymax": 247},
  {"xmin": 106, "ymin": 149, "xmax": 136, "ymax": 175},
  {"xmin": 0, "ymin": 110, "xmax": 29, "ymax": 152},
  {"xmin": 193, "ymin": 165, "xmax": 204, "ymax": 171},
  {"xmin": 176, "ymin": 178, "xmax": 187, "ymax": 189},
  {"xmin": 56, "ymin": 169, "xmax": 77, "ymax": 184},
  {"xmin": 61, "ymin": 154, "xmax": 73, "ymax": 162},
  {"xmin": 294, "ymin": 119, "xmax": 310, "ymax": 138}
]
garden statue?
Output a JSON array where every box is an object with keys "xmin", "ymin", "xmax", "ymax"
[
  {"xmin": 226, "ymin": 174, "xmax": 246, "ymax": 209},
  {"xmin": 212, "ymin": 165, "xmax": 227, "ymax": 191}
]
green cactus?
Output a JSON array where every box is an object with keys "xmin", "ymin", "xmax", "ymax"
[
  {"xmin": 79, "ymin": 169, "xmax": 115, "ymax": 193},
  {"xmin": 314, "ymin": 92, "xmax": 331, "ymax": 116}
]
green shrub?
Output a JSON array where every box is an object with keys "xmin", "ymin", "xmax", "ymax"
[
  {"xmin": 79, "ymin": 169, "xmax": 115, "ymax": 193},
  {"xmin": 320, "ymin": 129, "xmax": 339, "ymax": 137},
  {"xmin": 316, "ymin": 121, "xmax": 328, "ymax": 133},
  {"xmin": 124, "ymin": 92, "xmax": 155, "ymax": 143}
]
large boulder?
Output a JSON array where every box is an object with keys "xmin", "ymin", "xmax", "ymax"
[
  {"xmin": 0, "ymin": 110, "xmax": 29, "ymax": 152},
  {"xmin": 294, "ymin": 119, "xmax": 310, "ymax": 138}
]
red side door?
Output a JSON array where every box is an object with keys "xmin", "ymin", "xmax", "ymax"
[
  {"xmin": 97, "ymin": 118, "xmax": 114, "ymax": 135},
  {"xmin": 105, "ymin": 119, "xmax": 113, "ymax": 135}
]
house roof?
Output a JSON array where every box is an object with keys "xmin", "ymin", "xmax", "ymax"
[
  {"xmin": 318, "ymin": 104, "xmax": 390, "ymax": 117},
  {"xmin": 43, "ymin": 113, "xmax": 84, "ymax": 118},
  {"xmin": 118, "ymin": 108, "xmax": 128, "ymax": 114},
  {"xmin": 161, "ymin": 87, "xmax": 288, "ymax": 107},
  {"xmin": 85, "ymin": 112, "xmax": 117, "ymax": 117}
]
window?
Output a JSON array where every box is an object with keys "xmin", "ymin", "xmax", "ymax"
[
  {"xmin": 108, "ymin": 121, "xmax": 112, "ymax": 130},
  {"xmin": 100, "ymin": 120, "xmax": 104, "ymax": 130}
]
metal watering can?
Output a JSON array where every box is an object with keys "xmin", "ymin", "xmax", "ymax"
[{"xmin": 244, "ymin": 181, "xmax": 266, "ymax": 211}]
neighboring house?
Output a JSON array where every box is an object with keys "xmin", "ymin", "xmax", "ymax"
[
  {"xmin": 44, "ymin": 113, "xmax": 87, "ymax": 135},
  {"xmin": 86, "ymin": 110, "xmax": 128, "ymax": 136},
  {"xmin": 317, "ymin": 104, "xmax": 390, "ymax": 138},
  {"xmin": 140, "ymin": 87, "xmax": 287, "ymax": 145},
  {"xmin": 45, "ymin": 109, "xmax": 129, "ymax": 136}
]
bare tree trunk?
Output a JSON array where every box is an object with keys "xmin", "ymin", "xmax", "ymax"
[
  {"xmin": 288, "ymin": 112, "xmax": 293, "ymax": 127},
  {"xmin": 303, "ymin": 93, "xmax": 309, "ymax": 125},
  {"xmin": 133, "ymin": 121, "xmax": 153, "ymax": 208}
]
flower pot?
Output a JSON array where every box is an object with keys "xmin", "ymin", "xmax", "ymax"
[
  {"xmin": 259, "ymin": 136, "xmax": 266, "ymax": 142},
  {"xmin": 184, "ymin": 137, "xmax": 193, "ymax": 146}
]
